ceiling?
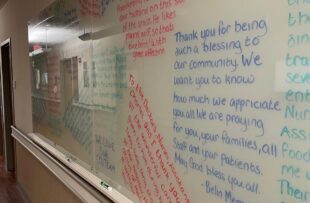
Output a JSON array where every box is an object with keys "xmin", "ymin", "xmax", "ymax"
[{"xmin": 0, "ymin": 0, "xmax": 7, "ymax": 10}]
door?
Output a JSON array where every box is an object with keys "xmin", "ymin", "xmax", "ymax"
[{"xmin": 0, "ymin": 39, "xmax": 15, "ymax": 171}]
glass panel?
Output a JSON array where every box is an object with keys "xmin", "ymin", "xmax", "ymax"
[{"xmin": 28, "ymin": 0, "xmax": 310, "ymax": 202}]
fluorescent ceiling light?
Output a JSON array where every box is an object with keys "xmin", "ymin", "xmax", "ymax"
[{"xmin": 28, "ymin": 26, "xmax": 80, "ymax": 44}]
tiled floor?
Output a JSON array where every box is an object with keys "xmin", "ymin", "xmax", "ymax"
[{"xmin": 0, "ymin": 156, "xmax": 25, "ymax": 203}]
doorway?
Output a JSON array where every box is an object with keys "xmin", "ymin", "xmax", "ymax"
[{"xmin": 0, "ymin": 39, "xmax": 15, "ymax": 171}]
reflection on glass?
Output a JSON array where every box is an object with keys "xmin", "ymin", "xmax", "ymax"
[
  {"xmin": 29, "ymin": 0, "xmax": 94, "ymax": 162},
  {"xmin": 83, "ymin": 61, "xmax": 89, "ymax": 88},
  {"xmin": 28, "ymin": 0, "xmax": 133, "ymax": 201},
  {"xmin": 35, "ymin": 69, "xmax": 40, "ymax": 89},
  {"xmin": 52, "ymin": 76, "xmax": 59, "ymax": 96},
  {"xmin": 41, "ymin": 72, "xmax": 48, "ymax": 87},
  {"xmin": 92, "ymin": 61, "xmax": 96, "ymax": 88},
  {"xmin": 72, "ymin": 56, "xmax": 79, "ymax": 101}
]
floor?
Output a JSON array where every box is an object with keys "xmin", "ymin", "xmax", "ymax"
[{"xmin": 0, "ymin": 156, "xmax": 25, "ymax": 203}]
